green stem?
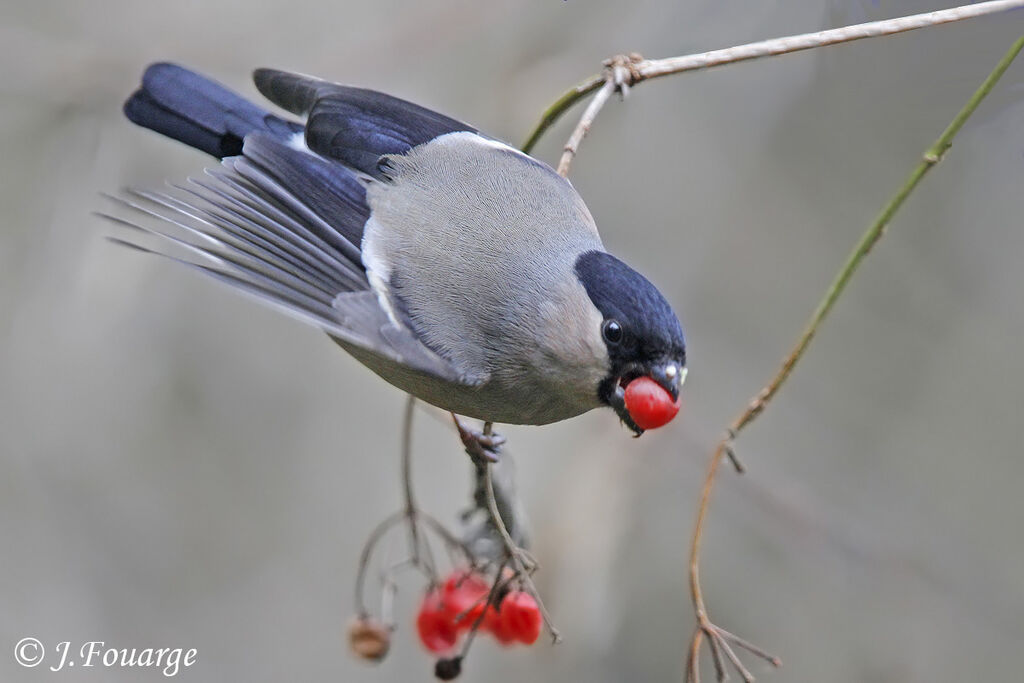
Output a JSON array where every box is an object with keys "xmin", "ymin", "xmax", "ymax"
[
  {"xmin": 734, "ymin": 34, "xmax": 1024, "ymax": 433},
  {"xmin": 520, "ymin": 75, "xmax": 604, "ymax": 154},
  {"xmin": 686, "ymin": 37, "xmax": 1024, "ymax": 677}
]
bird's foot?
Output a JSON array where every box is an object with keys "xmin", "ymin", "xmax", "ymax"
[{"xmin": 452, "ymin": 415, "xmax": 506, "ymax": 464}]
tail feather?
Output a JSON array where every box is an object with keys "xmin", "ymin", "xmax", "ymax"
[{"xmin": 124, "ymin": 62, "xmax": 302, "ymax": 158}]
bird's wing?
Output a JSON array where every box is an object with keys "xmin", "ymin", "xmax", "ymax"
[
  {"xmin": 253, "ymin": 68, "xmax": 478, "ymax": 178},
  {"xmin": 103, "ymin": 130, "xmax": 473, "ymax": 385}
]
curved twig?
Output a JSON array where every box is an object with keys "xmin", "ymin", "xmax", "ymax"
[
  {"xmin": 685, "ymin": 34, "xmax": 1024, "ymax": 682},
  {"xmin": 401, "ymin": 395, "xmax": 422, "ymax": 562},
  {"xmin": 481, "ymin": 461, "xmax": 561, "ymax": 642},
  {"xmin": 354, "ymin": 510, "xmax": 406, "ymax": 617},
  {"xmin": 521, "ymin": 75, "xmax": 604, "ymax": 154},
  {"xmin": 556, "ymin": 77, "xmax": 617, "ymax": 177}
]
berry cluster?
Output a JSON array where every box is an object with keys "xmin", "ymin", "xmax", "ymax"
[{"xmin": 416, "ymin": 569, "xmax": 542, "ymax": 656}]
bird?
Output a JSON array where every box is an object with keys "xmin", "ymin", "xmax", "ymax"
[{"xmin": 103, "ymin": 63, "xmax": 686, "ymax": 436}]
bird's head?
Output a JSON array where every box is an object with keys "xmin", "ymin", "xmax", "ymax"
[{"xmin": 575, "ymin": 250, "xmax": 686, "ymax": 435}]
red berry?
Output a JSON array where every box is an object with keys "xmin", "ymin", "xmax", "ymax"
[
  {"xmin": 443, "ymin": 570, "xmax": 489, "ymax": 597},
  {"xmin": 416, "ymin": 588, "xmax": 460, "ymax": 653},
  {"xmin": 442, "ymin": 570, "xmax": 494, "ymax": 631},
  {"xmin": 623, "ymin": 376, "xmax": 681, "ymax": 430},
  {"xmin": 493, "ymin": 591, "xmax": 542, "ymax": 645},
  {"xmin": 489, "ymin": 605, "xmax": 518, "ymax": 646}
]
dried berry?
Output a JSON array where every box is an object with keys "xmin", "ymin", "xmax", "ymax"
[
  {"xmin": 347, "ymin": 616, "xmax": 391, "ymax": 662},
  {"xmin": 434, "ymin": 656, "xmax": 463, "ymax": 680}
]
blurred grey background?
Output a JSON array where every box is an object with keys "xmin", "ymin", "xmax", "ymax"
[{"xmin": 3, "ymin": 0, "xmax": 1024, "ymax": 681}]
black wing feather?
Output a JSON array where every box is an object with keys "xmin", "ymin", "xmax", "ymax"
[
  {"xmin": 253, "ymin": 68, "xmax": 477, "ymax": 177},
  {"xmin": 238, "ymin": 133, "xmax": 369, "ymax": 255}
]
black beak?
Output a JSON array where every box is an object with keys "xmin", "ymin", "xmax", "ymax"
[
  {"xmin": 649, "ymin": 361, "xmax": 683, "ymax": 402},
  {"xmin": 606, "ymin": 382, "xmax": 645, "ymax": 436}
]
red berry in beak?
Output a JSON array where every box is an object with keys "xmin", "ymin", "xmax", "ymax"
[{"xmin": 623, "ymin": 376, "xmax": 681, "ymax": 430}]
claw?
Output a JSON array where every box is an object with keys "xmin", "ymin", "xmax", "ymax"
[{"xmin": 452, "ymin": 416, "xmax": 505, "ymax": 464}]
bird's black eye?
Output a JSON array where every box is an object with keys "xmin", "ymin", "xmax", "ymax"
[{"xmin": 602, "ymin": 319, "xmax": 623, "ymax": 345}]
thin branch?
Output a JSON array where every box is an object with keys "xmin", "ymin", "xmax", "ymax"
[
  {"xmin": 638, "ymin": 1, "xmax": 1023, "ymax": 80},
  {"xmin": 715, "ymin": 635, "xmax": 754, "ymax": 683},
  {"xmin": 706, "ymin": 624, "xmax": 727, "ymax": 681},
  {"xmin": 522, "ymin": 0, "xmax": 1024, "ymax": 170},
  {"xmin": 401, "ymin": 395, "xmax": 420, "ymax": 562},
  {"xmin": 686, "ymin": 629, "xmax": 703, "ymax": 683},
  {"xmin": 482, "ymin": 462, "xmax": 561, "ymax": 642},
  {"xmin": 521, "ymin": 75, "xmax": 604, "ymax": 154},
  {"xmin": 734, "ymin": 36, "xmax": 1024, "ymax": 434},
  {"xmin": 557, "ymin": 77, "xmax": 617, "ymax": 176},
  {"xmin": 554, "ymin": 53, "xmax": 644, "ymax": 176},
  {"xmin": 354, "ymin": 510, "xmax": 405, "ymax": 617},
  {"xmin": 685, "ymin": 34, "xmax": 1024, "ymax": 682},
  {"xmin": 481, "ymin": 462, "xmax": 522, "ymax": 561},
  {"xmin": 353, "ymin": 398, "xmax": 479, "ymax": 623}
]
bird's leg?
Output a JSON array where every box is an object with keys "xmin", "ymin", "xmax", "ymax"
[{"xmin": 451, "ymin": 414, "xmax": 506, "ymax": 463}]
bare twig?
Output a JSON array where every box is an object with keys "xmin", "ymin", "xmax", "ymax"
[
  {"xmin": 445, "ymin": 414, "xmax": 556, "ymax": 640},
  {"xmin": 686, "ymin": 629, "xmax": 703, "ymax": 683},
  {"xmin": 523, "ymin": 0, "xmax": 1024, "ymax": 169},
  {"xmin": 554, "ymin": 55, "xmax": 641, "ymax": 177},
  {"xmin": 684, "ymin": 35, "xmax": 1024, "ymax": 682},
  {"xmin": 401, "ymin": 395, "xmax": 421, "ymax": 563},
  {"xmin": 521, "ymin": 75, "xmax": 605, "ymax": 155},
  {"xmin": 481, "ymin": 461, "xmax": 561, "ymax": 642},
  {"xmin": 480, "ymin": 461, "xmax": 525, "ymax": 565},
  {"xmin": 705, "ymin": 624, "xmax": 727, "ymax": 681},
  {"xmin": 556, "ymin": 77, "xmax": 616, "ymax": 177},
  {"xmin": 354, "ymin": 510, "xmax": 405, "ymax": 617},
  {"xmin": 638, "ymin": 1, "xmax": 1023, "ymax": 80},
  {"xmin": 352, "ymin": 399, "xmax": 477, "ymax": 625}
]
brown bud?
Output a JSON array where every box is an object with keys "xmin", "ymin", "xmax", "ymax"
[{"xmin": 347, "ymin": 616, "xmax": 391, "ymax": 662}]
